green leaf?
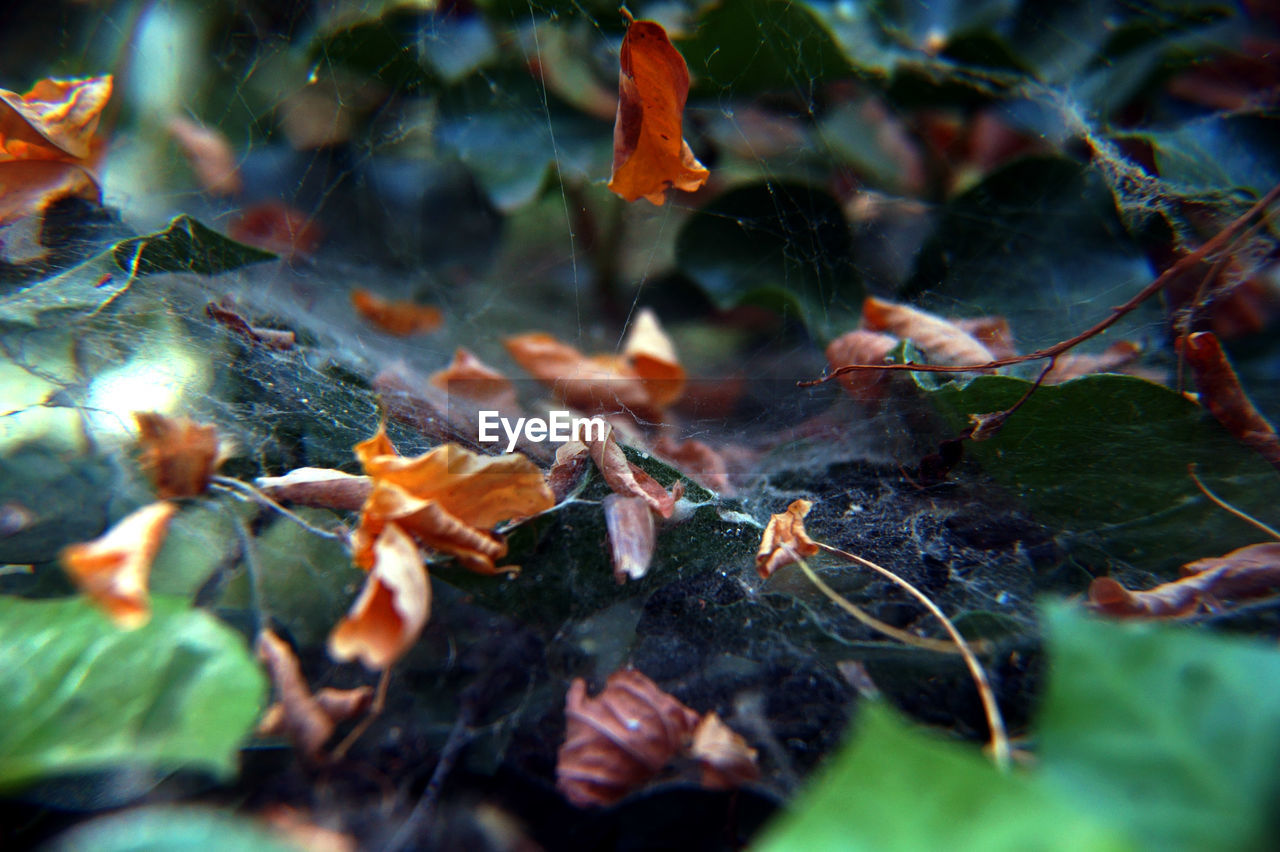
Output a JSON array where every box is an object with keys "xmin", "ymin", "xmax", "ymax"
[
  {"xmin": 1040, "ymin": 604, "xmax": 1280, "ymax": 851},
  {"xmin": 906, "ymin": 156, "xmax": 1152, "ymax": 351},
  {"xmin": 0, "ymin": 252, "xmax": 130, "ymax": 327},
  {"xmin": 1126, "ymin": 112, "xmax": 1280, "ymax": 201},
  {"xmin": 680, "ymin": 0, "xmax": 854, "ymax": 97},
  {"xmin": 0, "ymin": 596, "xmax": 266, "ymax": 790},
  {"xmin": 755, "ymin": 702, "xmax": 1131, "ymax": 852},
  {"xmin": 112, "ymin": 215, "xmax": 276, "ymax": 277},
  {"xmin": 918, "ymin": 373, "xmax": 1280, "ymax": 573},
  {"xmin": 675, "ymin": 181, "xmax": 861, "ymax": 340},
  {"xmin": 47, "ymin": 806, "xmax": 296, "ymax": 852}
]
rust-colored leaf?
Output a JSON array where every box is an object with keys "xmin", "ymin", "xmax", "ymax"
[
  {"xmin": 166, "ymin": 115, "xmax": 241, "ymax": 196},
  {"xmin": 505, "ymin": 310, "xmax": 684, "ymax": 421},
  {"xmin": 575, "ymin": 423, "xmax": 678, "ymax": 518},
  {"xmin": 60, "ymin": 501, "xmax": 176, "ymax": 629},
  {"xmin": 351, "ymin": 426, "xmax": 554, "ymax": 573},
  {"xmin": 0, "ymin": 75, "xmax": 111, "ymax": 223},
  {"xmin": 548, "ymin": 440, "xmax": 592, "ymax": 502},
  {"xmin": 653, "ymin": 435, "xmax": 732, "ymax": 495},
  {"xmin": 206, "ymin": 300, "xmax": 296, "ymax": 350},
  {"xmin": 329, "ymin": 523, "xmax": 431, "ymax": 670},
  {"xmin": 824, "ymin": 329, "xmax": 899, "ymax": 404},
  {"xmin": 607, "ymin": 16, "xmax": 709, "ymax": 205},
  {"xmin": 256, "ymin": 468, "xmax": 372, "ymax": 513},
  {"xmin": 256, "ymin": 629, "xmax": 373, "ymax": 760},
  {"xmin": 1089, "ymin": 542, "xmax": 1280, "ymax": 618},
  {"xmin": 351, "ymin": 288, "xmax": 443, "ymax": 337},
  {"xmin": 430, "ymin": 347, "xmax": 517, "ymax": 407},
  {"xmin": 603, "ymin": 494, "xmax": 656, "ymax": 583},
  {"xmin": 229, "ymin": 200, "xmax": 323, "ymax": 260},
  {"xmin": 134, "ymin": 412, "xmax": 223, "ymax": 499},
  {"xmin": 952, "ymin": 315, "xmax": 1017, "ymax": 360},
  {"xmin": 1182, "ymin": 331, "xmax": 1280, "ymax": 469},
  {"xmin": 556, "ymin": 669, "xmax": 701, "ymax": 807},
  {"xmin": 861, "ymin": 297, "xmax": 995, "ymax": 366},
  {"xmin": 689, "ymin": 712, "xmax": 760, "ymax": 790},
  {"xmin": 756, "ymin": 499, "xmax": 820, "ymax": 579},
  {"xmin": 1042, "ymin": 341, "xmax": 1142, "ymax": 385}
]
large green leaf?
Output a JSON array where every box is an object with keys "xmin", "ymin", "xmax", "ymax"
[
  {"xmin": 674, "ymin": 181, "xmax": 861, "ymax": 340},
  {"xmin": 1128, "ymin": 112, "xmax": 1280, "ymax": 201},
  {"xmin": 755, "ymin": 702, "xmax": 1130, "ymax": 852},
  {"xmin": 0, "ymin": 596, "xmax": 266, "ymax": 790},
  {"xmin": 1040, "ymin": 605, "xmax": 1280, "ymax": 851},
  {"xmin": 47, "ymin": 806, "xmax": 296, "ymax": 852},
  {"xmin": 918, "ymin": 373, "xmax": 1280, "ymax": 574}
]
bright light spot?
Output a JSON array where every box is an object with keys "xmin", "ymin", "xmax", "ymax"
[{"xmin": 85, "ymin": 353, "xmax": 207, "ymax": 438}]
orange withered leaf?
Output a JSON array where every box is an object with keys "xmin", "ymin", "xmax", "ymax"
[
  {"xmin": 653, "ymin": 435, "xmax": 732, "ymax": 495},
  {"xmin": 166, "ymin": 115, "xmax": 241, "ymax": 196},
  {"xmin": 229, "ymin": 200, "xmax": 323, "ymax": 260},
  {"xmin": 756, "ymin": 499, "xmax": 820, "ymax": 579},
  {"xmin": 256, "ymin": 468, "xmax": 372, "ymax": 513},
  {"xmin": 329, "ymin": 523, "xmax": 431, "ymax": 670},
  {"xmin": 0, "ymin": 75, "xmax": 112, "ymax": 223},
  {"xmin": 577, "ymin": 423, "xmax": 678, "ymax": 518},
  {"xmin": 351, "ymin": 288, "xmax": 443, "ymax": 337},
  {"xmin": 430, "ymin": 347, "xmax": 517, "ymax": 408},
  {"xmin": 256, "ymin": 629, "xmax": 373, "ymax": 760},
  {"xmin": 134, "ymin": 412, "xmax": 223, "ymax": 499},
  {"xmin": 505, "ymin": 309, "xmax": 684, "ymax": 420},
  {"xmin": 689, "ymin": 712, "xmax": 761, "ymax": 790},
  {"xmin": 603, "ymin": 494, "xmax": 656, "ymax": 583},
  {"xmin": 60, "ymin": 501, "xmax": 176, "ymax": 629},
  {"xmin": 1182, "ymin": 331, "xmax": 1280, "ymax": 469},
  {"xmin": 351, "ymin": 426, "xmax": 554, "ymax": 573},
  {"xmin": 825, "ymin": 329, "xmax": 899, "ymax": 404},
  {"xmin": 556, "ymin": 669, "xmax": 701, "ymax": 807},
  {"xmin": 862, "ymin": 297, "xmax": 995, "ymax": 367},
  {"xmin": 607, "ymin": 16, "xmax": 709, "ymax": 205},
  {"xmin": 952, "ymin": 316, "xmax": 1017, "ymax": 360},
  {"xmin": 1089, "ymin": 542, "xmax": 1280, "ymax": 618}
]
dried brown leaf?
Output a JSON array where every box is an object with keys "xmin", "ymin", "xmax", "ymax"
[
  {"xmin": 256, "ymin": 467, "xmax": 372, "ymax": 513},
  {"xmin": 689, "ymin": 712, "xmax": 760, "ymax": 790},
  {"xmin": 1042, "ymin": 341, "xmax": 1142, "ymax": 385},
  {"xmin": 134, "ymin": 412, "xmax": 222, "ymax": 499},
  {"xmin": 556, "ymin": 669, "xmax": 701, "ymax": 807},
  {"xmin": 653, "ymin": 435, "xmax": 732, "ymax": 495},
  {"xmin": 329, "ymin": 523, "xmax": 431, "ymax": 670},
  {"xmin": 579, "ymin": 424, "xmax": 678, "ymax": 518},
  {"xmin": 1182, "ymin": 331, "xmax": 1280, "ymax": 469},
  {"xmin": 166, "ymin": 115, "xmax": 241, "ymax": 196},
  {"xmin": 861, "ymin": 297, "xmax": 995, "ymax": 366},
  {"xmin": 206, "ymin": 301, "xmax": 296, "ymax": 350},
  {"xmin": 60, "ymin": 501, "xmax": 176, "ymax": 629},
  {"xmin": 228, "ymin": 200, "xmax": 323, "ymax": 260},
  {"xmin": 824, "ymin": 329, "xmax": 899, "ymax": 404},
  {"xmin": 351, "ymin": 288, "xmax": 442, "ymax": 337},
  {"xmin": 1089, "ymin": 542, "xmax": 1280, "ymax": 618},
  {"xmin": 430, "ymin": 347, "xmax": 517, "ymax": 408},
  {"xmin": 603, "ymin": 494, "xmax": 656, "ymax": 583},
  {"xmin": 756, "ymin": 499, "xmax": 820, "ymax": 579}
]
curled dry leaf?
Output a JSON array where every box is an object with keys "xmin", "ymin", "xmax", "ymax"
[
  {"xmin": 351, "ymin": 427, "xmax": 555, "ymax": 573},
  {"xmin": 689, "ymin": 712, "xmax": 761, "ymax": 790},
  {"xmin": 607, "ymin": 16, "xmax": 709, "ymax": 205},
  {"xmin": 756, "ymin": 499, "xmax": 820, "ymax": 579},
  {"xmin": 952, "ymin": 316, "xmax": 1017, "ymax": 360},
  {"xmin": 0, "ymin": 75, "xmax": 112, "ymax": 223},
  {"xmin": 329, "ymin": 523, "xmax": 431, "ymax": 670},
  {"xmin": 206, "ymin": 301, "xmax": 296, "ymax": 350},
  {"xmin": 576, "ymin": 423, "xmax": 678, "ymax": 518},
  {"xmin": 166, "ymin": 115, "xmax": 241, "ymax": 196},
  {"xmin": 1042, "ymin": 341, "xmax": 1142, "ymax": 385},
  {"xmin": 351, "ymin": 288, "xmax": 443, "ymax": 337},
  {"xmin": 430, "ymin": 347, "xmax": 517, "ymax": 408},
  {"xmin": 603, "ymin": 494, "xmax": 656, "ymax": 583},
  {"xmin": 256, "ymin": 629, "xmax": 374, "ymax": 760},
  {"xmin": 653, "ymin": 435, "xmax": 732, "ymax": 495},
  {"xmin": 825, "ymin": 329, "xmax": 899, "ymax": 404},
  {"xmin": 1181, "ymin": 331, "xmax": 1280, "ymax": 469},
  {"xmin": 548, "ymin": 440, "xmax": 592, "ymax": 502},
  {"xmin": 229, "ymin": 200, "xmax": 323, "ymax": 260},
  {"xmin": 862, "ymin": 297, "xmax": 995, "ymax": 367},
  {"xmin": 60, "ymin": 501, "xmax": 176, "ymax": 629},
  {"xmin": 256, "ymin": 468, "xmax": 372, "ymax": 513},
  {"xmin": 556, "ymin": 669, "xmax": 701, "ymax": 807},
  {"xmin": 1089, "ymin": 542, "xmax": 1280, "ymax": 618},
  {"xmin": 134, "ymin": 411, "xmax": 223, "ymax": 499},
  {"xmin": 505, "ymin": 309, "xmax": 684, "ymax": 421}
]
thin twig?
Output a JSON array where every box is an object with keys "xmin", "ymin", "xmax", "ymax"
[
  {"xmin": 791, "ymin": 554, "xmax": 990, "ymax": 655},
  {"xmin": 381, "ymin": 707, "xmax": 475, "ymax": 852},
  {"xmin": 211, "ymin": 476, "xmax": 346, "ymax": 541},
  {"xmin": 331, "ymin": 667, "xmax": 392, "ymax": 761},
  {"xmin": 810, "ymin": 541, "xmax": 1010, "ymax": 771},
  {"xmin": 1188, "ymin": 464, "xmax": 1280, "ymax": 541},
  {"xmin": 803, "ymin": 181, "xmax": 1280, "ymax": 387}
]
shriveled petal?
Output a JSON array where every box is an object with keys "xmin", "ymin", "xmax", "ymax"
[{"xmin": 756, "ymin": 499, "xmax": 820, "ymax": 579}]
